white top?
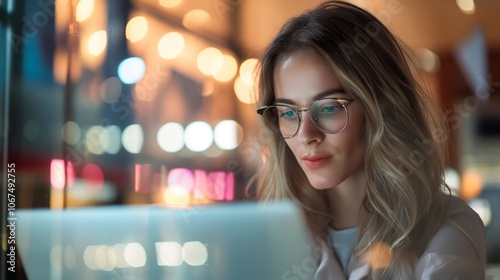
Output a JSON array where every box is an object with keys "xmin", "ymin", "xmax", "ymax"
[
  {"xmin": 315, "ymin": 195, "xmax": 486, "ymax": 279},
  {"xmin": 328, "ymin": 227, "xmax": 359, "ymax": 275}
]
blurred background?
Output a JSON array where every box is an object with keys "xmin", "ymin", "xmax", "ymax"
[{"xmin": 1, "ymin": 0, "xmax": 499, "ymax": 278}]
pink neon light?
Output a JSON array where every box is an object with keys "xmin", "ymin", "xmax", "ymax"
[
  {"xmin": 225, "ymin": 172, "xmax": 235, "ymax": 201},
  {"xmin": 50, "ymin": 159, "xmax": 75, "ymax": 190},
  {"xmin": 138, "ymin": 166, "xmax": 236, "ymax": 204},
  {"xmin": 135, "ymin": 164, "xmax": 152, "ymax": 193},
  {"xmin": 135, "ymin": 164, "xmax": 141, "ymax": 192},
  {"xmin": 82, "ymin": 163, "xmax": 104, "ymax": 189},
  {"xmin": 167, "ymin": 168, "xmax": 194, "ymax": 194},
  {"xmin": 205, "ymin": 172, "xmax": 225, "ymax": 200},
  {"xmin": 67, "ymin": 161, "xmax": 75, "ymax": 188},
  {"xmin": 193, "ymin": 170, "xmax": 207, "ymax": 200}
]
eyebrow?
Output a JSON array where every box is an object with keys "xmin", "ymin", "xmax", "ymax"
[{"xmin": 274, "ymin": 88, "xmax": 345, "ymax": 105}]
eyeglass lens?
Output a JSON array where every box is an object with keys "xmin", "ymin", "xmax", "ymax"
[{"xmin": 263, "ymin": 99, "xmax": 348, "ymax": 138}]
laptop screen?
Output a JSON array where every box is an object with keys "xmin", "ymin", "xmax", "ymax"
[{"xmin": 17, "ymin": 201, "xmax": 317, "ymax": 280}]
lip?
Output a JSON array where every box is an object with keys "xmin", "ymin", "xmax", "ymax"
[{"xmin": 302, "ymin": 154, "xmax": 333, "ymax": 169}]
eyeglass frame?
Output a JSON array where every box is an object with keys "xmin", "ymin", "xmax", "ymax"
[{"xmin": 256, "ymin": 97, "xmax": 355, "ymax": 139}]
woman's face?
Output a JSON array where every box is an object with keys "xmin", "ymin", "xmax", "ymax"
[{"xmin": 273, "ymin": 50, "xmax": 365, "ymax": 190}]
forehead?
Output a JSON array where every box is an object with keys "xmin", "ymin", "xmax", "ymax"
[{"xmin": 273, "ymin": 50, "xmax": 344, "ymax": 104}]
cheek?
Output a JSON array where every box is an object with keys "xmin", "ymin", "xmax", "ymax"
[
  {"xmin": 348, "ymin": 122, "xmax": 366, "ymax": 162},
  {"xmin": 284, "ymin": 139, "xmax": 301, "ymax": 158},
  {"xmin": 336, "ymin": 115, "xmax": 365, "ymax": 158},
  {"xmin": 345, "ymin": 107, "xmax": 365, "ymax": 146}
]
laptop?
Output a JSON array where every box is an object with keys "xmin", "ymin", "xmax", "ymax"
[{"xmin": 16, "ymin": 200, "xmax": 317, "ymax": 280}]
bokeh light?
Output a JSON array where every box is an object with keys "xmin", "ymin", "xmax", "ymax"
[
  {"xmin": 182, "ymin": 241, "xmax": 208, "ymax": 266},
  {"xmin": 126, "ymin": 16, "xmax": 148, "ymax": 43},
  {"xmin": 197, "ymin": 47, "xmax": 222, "ymax": 75},
  {"xmin": 50, "ymin": 159, "xmax": 75, "ymax": 190},
  {"xmin": 88, "ymin": 30, "xmax": 107, "ymax": 56},
  {"xmin": 182, "ymin": 9, "xmax": 211, "ymax": 31},
  {"xmin": 239, "ymin": 58, "xmax": 258, "ymax": 85},
  {"xmin": 211, "ymin": 54, "xmax": 237, "ymax": 82},
  {"xmin": 105, "ymin": 246, "xmax": 117, "ymax": 271},
  {"xmin": 155, "ymin": 242, "xmax": 183, "ymax": 266},
  {"xmin": 214, "ymin": 120, "xmax": 243, "ymax": 150},
  {"xmin": 82, "ymin": 163, "xmax": 104, "ymax": 189},
  {"xmin": 124, "ymin": 243, "xmax": 147, "ymax": 267},
  {"xmin": 234, "ymin": 76, "xmax": 257, "ymax": 104},
  {"xmin": 456, "ymin": 0, "xmax": 475, "ymax": 14},
  {"xmin": 157, "ymin": 122, "xmax": 184, "ymax": 152},
  {"xmin": 84, "ymin": 246, "xmax": 99, "ymax": 270},
  {"xmin": 163, "ymin": 186, "xmax": 191, "ymax": 206},
  {"xmin": 85, "ymin": 244, "xmax": 136, "ymax": 271},
  {"xmin": 95, "ymin": 245, "xmax": 113, "ymax": 271},
  {"xmin": 64, "ymin": 246, "xmax": 77, "ymax": 270},
  {"xmin": 158, "ymin": 32, "xmax": 185, "ymax": 59},
  {"xmin": 363, "ymin": 242, "xmax": 393, "ymax": 269},
  {"xmin": 168, "ymin": 168, "xmax": 194, "ymax": 194},
  {"xmin": 76, "ymin": 0, "xmax": 94, "ymax": 22},
  {"xmin": 460, "ymin": 168, "xmax": 483, "ymax": 200},
  {"xmin": 159, "ymin": 0, "xmax": 183, "ymax": 8},
  {"xmin": 416, "ymin": 48, "xmax": 440, "ymax": 73},
  {"xmin": 112, "ymin": 243, "xmax": 128, "ymax": 268},
  {"xmin": 118, "ymin": 57, "xmax": 146, "ymax": 84},
  {"xmin": 122, "ymin": 124, "xmax": 144, "ymax": 154},
  {"xmin": 102, "ymin": 125, "xmax": 121, "ymax": 154},
  {"xmin": 50, "ymin": 245, "xmax": 63, "ymax": 270},
  {"xmin": 85, "ymin": 125, "xmax": 105, "ymax": 155},
  {"xmin": 50, "ymin": 245, "xmax": 76, "ymax": 270},
  {"xmin": 184, "ymin": 121, "xmax": 213, "ymax": 152},
  {"xmin": 61, "ymin": 121, "xmax": 82, "ymax": 145}
]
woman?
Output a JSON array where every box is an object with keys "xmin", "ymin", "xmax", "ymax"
[{"xmin": 253, "ymin": 1, "xmax": 486, "ymax": 279}]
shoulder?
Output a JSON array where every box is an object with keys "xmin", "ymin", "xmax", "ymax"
[
  {"xmin": 444, "ymin": 194, "xmax": 483, "ymax": 224},
  {"xmin": 443, "ymin": 194, "xmax": 486, "ymax": 254},
  {"xmin": 415, "ymin": 194, "xmax": 486, "ymax": 279}
]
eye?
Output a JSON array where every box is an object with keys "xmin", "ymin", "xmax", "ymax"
[
  {"xmin": 318, "ymin": 103, "xmax": 340, "ymax": 114},
  {"xmin": 278, "ymin": 108, "xmax": 297, "ymax": 119},
  {"xmin": 320, "ymin": 105, "xmax": 337, "ymax": 113}
]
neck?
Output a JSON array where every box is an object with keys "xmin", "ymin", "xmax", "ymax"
[{"xmin": 326, "ymin": 171, "xmax": 367, "ymax": 230}]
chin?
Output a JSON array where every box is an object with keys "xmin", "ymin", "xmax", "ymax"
[
  {"xmin": 310, "ymin": 184, "xmax": 335, "ymax": 190},
  {"xmin": 306, "ymin": 175, "xmax": 337, "ymax": 190},
  {"xmin": 304, "ymin": 168, "xmax": 351, "ymax": 190}
]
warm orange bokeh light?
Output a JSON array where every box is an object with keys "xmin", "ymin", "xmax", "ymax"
[
  {"xmin": 239, "ymin": 58, "xmax": 259, "ymax": 85},
  {"xmin": 234, "ymin": 77, "xmax": 257, "ymax": 104},
  {"xmin": 197, "ymin": 47, "xmax": 222, "ymax": 75},
  {"xmin": 158, "ymin": 32, "xmax": 185, "ymax": 59},
  {"xmin": 76, "ymin": 0, "xmax": 95, "ymax": 22},
  {"xmin": 363, "ymin": 242, "xmax": 393, "ymax": 269},
  {"xmin": 183, "ymin": 9, "xmax": 211, "ymax": 31},
  {"xmin": 126, "ymin": 16, "xmax": 148, "ymax": 43},
  {"xmin": 88, "ymin": 30, "xmax": 107, "ymax": 56},
  {"xmin": 163, "ymin": 186, "xmax": 191, "ymax": 207},
  {"xmin": 212, "ymin": 54, "xmax": 237, "ymax": 82},
  {"xmin": 460, "ymin": 168, "xmax": 483, "ymax": 200},
  {"xmin": 159, "ymin": 0, "xmax": 183, "ymax": 8}
]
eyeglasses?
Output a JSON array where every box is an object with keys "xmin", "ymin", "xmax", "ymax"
[{"xmin": 257, "ymin": 98, "xmax": 354, "ymax": 139}]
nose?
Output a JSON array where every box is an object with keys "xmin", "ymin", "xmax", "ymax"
[{"xmin": 296, "ymin": 111, "xmax": 324, "ymax": 144}]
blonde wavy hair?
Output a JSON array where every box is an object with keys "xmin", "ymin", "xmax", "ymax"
[{"xmin": 252, "ymin": 1, "xmax": 458, "ymax": 277}]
